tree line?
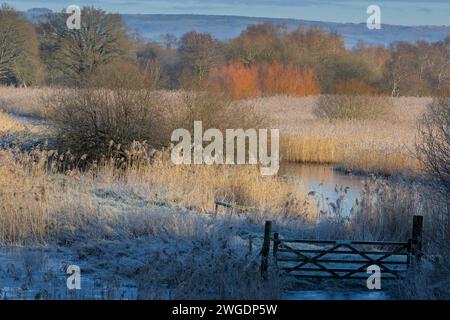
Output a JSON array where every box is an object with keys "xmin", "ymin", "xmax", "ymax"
[{"xmin": 1, "ymin": 4, "xmax": 449, "ymax": 97}]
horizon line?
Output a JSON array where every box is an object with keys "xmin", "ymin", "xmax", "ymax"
[{"xmin": 22, "ymin": 8, "xmax": 450, "ymax": 28}]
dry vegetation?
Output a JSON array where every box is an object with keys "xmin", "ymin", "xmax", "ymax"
[
  {"xmin": 0, "ymin": 87, "xmax": 448, "ymax": 299},
  {"xmin": 0, "ymin": 87, "xmax": 438, "ymax": 241},
  {"xmin": 246, "ymin": 95, "xmax": 430, "ymax": 175},
  {"xmin": 0, "ymin": 87, "xmax": 431, "ymax": 175},
  {"xmin": 0, "ymin": 111, "xmax": 25, "ymax": 134},
  {"xmin": 0, "ymin": 5, "xmax": 448, "ymax": 299},
  {"xmin": 0, "ymin": 146, "xmax": 316, "ymax": 244},
  {"xmin": 0, "ymin": 86, "xmax": 54, "ymax": 118},
  {"xmin": 315, "ymin": 94, "xmax": 392, "ymax": 120},
  {"xmin": 0, "ymin": 146, "xmax": 447, "ymax": 298}
]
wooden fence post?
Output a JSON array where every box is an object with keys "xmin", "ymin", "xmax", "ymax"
[
  {"xmin": 261, "ymin": 220, "xmax": 272, "ymax": 280},
  {"xmin": 412, "ymin": 215, "xmax": 424, "ymax": 264}
]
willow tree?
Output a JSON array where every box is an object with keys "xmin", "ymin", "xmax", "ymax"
[
  {"xmin": 0, "ymin": 4, "xmax": 40, "ymax": 86},
  {"xmin": 39, "ymin": 6, "xmax": 130, "ymax": 86}
]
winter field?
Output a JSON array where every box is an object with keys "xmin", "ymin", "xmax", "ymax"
[{"xmin": 0, "ymin": 88, "xmax": 448, "ymax": 300}]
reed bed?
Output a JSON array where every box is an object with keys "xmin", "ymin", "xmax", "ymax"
[
  {"xmin": 0, "ymin": 146, "xmax": 317, "ymax": 244},
  {"xmin": 105, "ymin": 149, "xmax": 315, "ymax": 217},
  {"xmin": 0, "ymin": 86, "xmax": 58, "ymax": 118},
  {"xmin": 0, "ymin": 148, "xmax": 101, "ymax": 244},
  {"xmin": 337, "ymin": 146, "xmax": 420, "ymax": 176},
  {"xmin": 281, "ymin": 135, "xmax": 338, "ymax": 164},
  {"xmin": 0, "ymin": 88, "xmax": 431, "ymax": 175},
  {"xmin": 0, "ymin": 89, "xmax": 447, "ymax": 299},
  {"xmin": 280, "ymin": 133, "xmax": 420, "ymax": 175},
  {"xmin": 247, "ymin": 96, "xmax": 429, "ymax": 175},
  {"xmin": 0, "ymin": 149, "xmax": 61, "ymax": 243}
]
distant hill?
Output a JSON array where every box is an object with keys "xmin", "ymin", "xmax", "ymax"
[
  {"xmin": 25, "ymin": 9, "xmax": 450, "ymax": 47},
  {"xmin": 25, "ymin": 8, "xmax": 52, "ymax": 22}
]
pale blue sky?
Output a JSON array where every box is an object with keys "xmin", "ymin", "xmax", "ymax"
[{"xmin": 4, "ymin": 0, "xmax": 450, "ymax": 26}]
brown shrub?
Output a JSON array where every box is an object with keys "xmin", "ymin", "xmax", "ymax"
[
  {"xmin": 49, "ymin": 61, "xmax": 265, "ymax": 161},
  {"xmin": 49, "ymin": 64, "xmax": 167, "ymax": 160},
  {"xmin": 177, "ymin": 92, "xmax": 266, "ymax": 133}
]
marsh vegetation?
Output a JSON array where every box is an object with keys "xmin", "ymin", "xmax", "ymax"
[{"xmin": 0, "ymin": 4, "xmax": 449, "ymax": 300}]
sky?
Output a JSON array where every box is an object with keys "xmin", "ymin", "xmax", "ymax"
[{"xmin": 3, "ymin": 0, "xmax": 450, "ymax": 26}]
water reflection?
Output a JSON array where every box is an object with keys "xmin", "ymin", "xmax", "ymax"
[{"xmin": 279, "ymin": 163, "xmax": 367, "ymax": 218}]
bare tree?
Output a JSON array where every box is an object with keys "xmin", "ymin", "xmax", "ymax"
[
  {"xmin": 178, "ymin": 31, "xmax": 219, "ymax": 88},
  {"xmin": 425, "ymin": 41, "xmax": 450, "ymax": 92},
  {"xmin": 416, "ymin": 97, "xmax": 450, "ymax": 197},
  {"xmin": 415, "ymin": 97, "xmax": 450, "ymax": 293},
  {"xmin": 39, "ymin": 6, "xmax": 129, "ymax": 85}
]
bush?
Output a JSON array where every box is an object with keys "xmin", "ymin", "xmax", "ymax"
[
  {"xmin": 416, "ymin": 97, "xmax": 450, "ymax": 196},
  {"xmin": 209, "ymin": 62, "xmax": 320, "ymax": 99},
  {"xmin": 315, "ymin": 94, "xmax": 392, "ymax": 120},
  {"xmin": 49, "ymin": 63, "xmax": 167, "ymax": 160},
  {"xmin": 49, "ymin": 62, "xmax": 265, "ymax": 161},
  {"xmin": 176, "ymin": 91, "xmax": 267, "ymax": 135}
]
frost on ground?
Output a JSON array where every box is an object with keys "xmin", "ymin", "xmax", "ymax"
[
  {"xmin": 0, "ymin": 200, "xmax": 286, "ymax": 300},
  {"xmin": 0, "ymin": 112, "xmax": 54, "ymax": 151},
  {"xmin": 0, "ymin": 172, "xmax": 444, "ymax": 300},
  {"xmin": 0, "ymin": 109, "xmax": 447, "ymax": 300},
  {"xmin": 0, "ymin": 200, "xmax": 406, "ymax": 300}
]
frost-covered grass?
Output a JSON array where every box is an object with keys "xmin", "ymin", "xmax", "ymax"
[
  {"xmin": 1, "ymin": 180, "xmax": 447, "ymax": 299},
  {"xmin": 1, "ymin": 140, "xmax": 290, "ymax": 298},
  {"xmin": 0, "ymin": 143, "xmax": 448, "ymax": 299},
  {"xmin": 0, "ymin": 211, "xmax": 284, "ymax": 300},
  {"xmin": 0, "ymin": 92, "xmax": 447, "ymax": 300}
]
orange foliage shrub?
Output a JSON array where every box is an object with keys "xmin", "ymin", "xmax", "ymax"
[
  {"xmin": 210, "ymin": 61, "xmax": 320, "ymax": 99},
  {"xmin": 261, "ymin": 62, "xmax": 320, "ymax": 96},
  {"xmin": 335, "ymin": 79, "xmax": 378, "ymax": 95},
  {"xmin": 209, "ymin": 63, "xmax": 260, "ymax": 99}
]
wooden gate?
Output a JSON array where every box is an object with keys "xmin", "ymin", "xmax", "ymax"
[
  {"xmin": 260, "ymin": 216, "xmax": 424, "ymax": 280},
  {"xmin": 213, "ymin": 200, "xmax": 424, "ymax": 281}
]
